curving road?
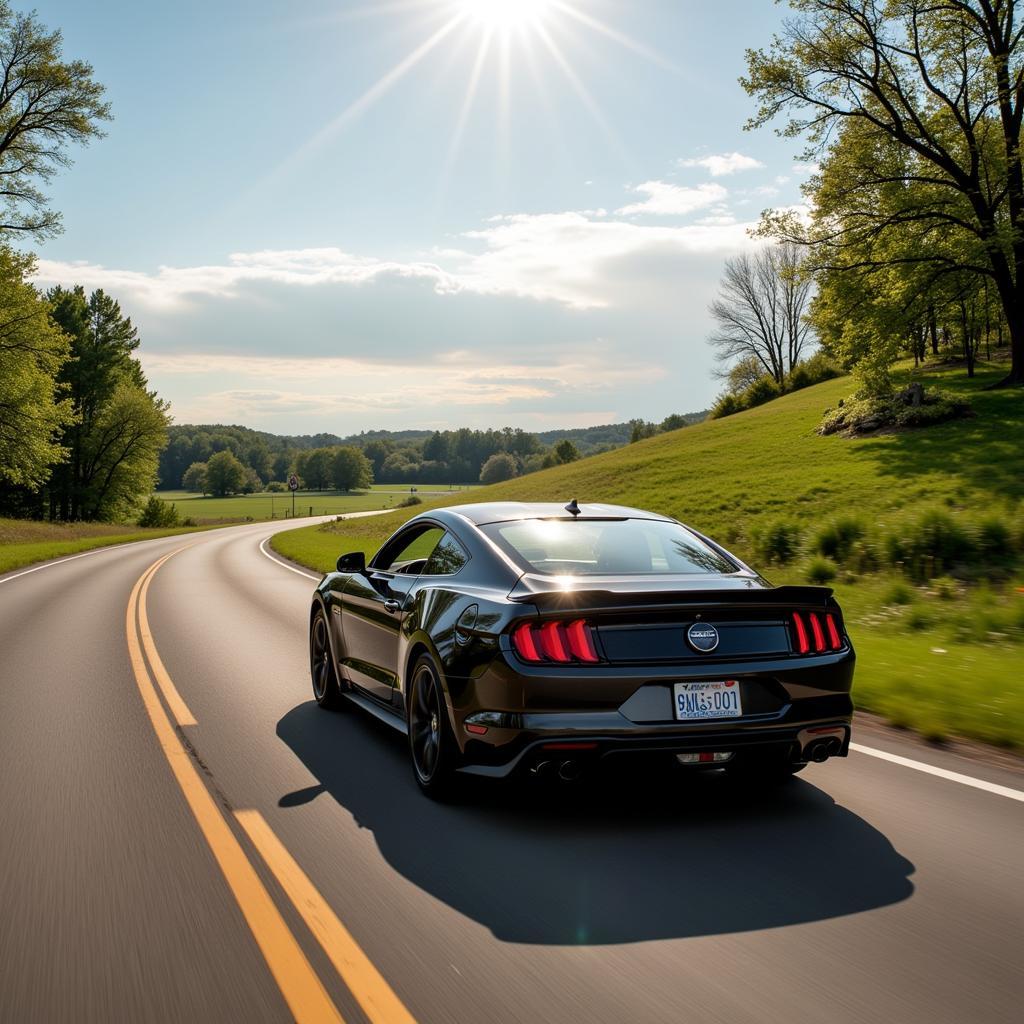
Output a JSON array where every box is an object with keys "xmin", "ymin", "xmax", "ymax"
[{"xmin": 1, "ymin": 520, "xmax": 1021, "ymax": 1023}]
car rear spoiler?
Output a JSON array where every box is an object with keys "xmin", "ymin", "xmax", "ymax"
[{"xmin": 507, "ymin": 578, "xmax": 834, "ymax": 611}]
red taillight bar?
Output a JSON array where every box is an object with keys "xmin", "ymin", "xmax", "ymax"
[
  {"xmin": 792, "ymin": 610, "xmax": 844, "ymax": 655},
  {"xmin": 791, "ymin": 612, "xmax": 810, "ymax": 654},
  {"xmin": 825, "ymin": 613, "xmax": 842, "ymax": 650},
  {"xmin": 809, "ymin": 613, "xmax": 826, "ymax": 652},
  {"xmin": 511, "ymin": 619, "xmax": 600, "ymax": 664}
]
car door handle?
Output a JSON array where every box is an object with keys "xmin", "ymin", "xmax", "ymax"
[{"xmin": 384, "ymin": 599, "xmax": 402, "ymax": 614}]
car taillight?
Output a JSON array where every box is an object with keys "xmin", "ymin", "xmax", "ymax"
[
  {"xmin": 511, "ymin": 619, "xmax": 600, "ymax": 664},
  {"xmin": 791, "ymin": 611, "xmax": 844, "ymax": 654}
]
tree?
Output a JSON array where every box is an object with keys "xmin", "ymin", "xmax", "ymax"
[
  {"xmin": 708, "ymin": 242, "xmax": 813, "ymax": 386},
  {"xmin": 246, "ymin": 440, "xmax": 272, "ymax": 482},
  {"xmin": 554, "ymin": 439, "xmax": 580, "ymax": 463},
  {"xmin": 479, "ymin": 452, "xmax": 518, "ymax": 484},
  {"xmin": 0, "ymin": 2, "xmax": 110, "ymax": 239},
  {"xmin": 743, "ymin": 1, "xmax": 1024, "ymax": 386},
  {"xmin": 76, "ymin": 382, "xmax": 170, "ymax": 520},
  {"xmin": 205, "ymin": 450, "xmax": 246, "ymax": 497},
  {"xmin": 47, "ymin": 286, "xmax": 168, "ymax": 520},
  {"xmin": 297, "ymin": 447, "xmax": 332, "ymax": 490},
  {"xmin": 0, "ymin": 247, "xmax": 72, "ymax": 487},
  {"xmin": 240, "ymin": 466, "xmax": 262, "ymax": 494},
  {"xmin": 331, "ymin": 446, "xmax": 373, "ymax": 491},
  {"xmin": 182, "ymin": 461, "xmax": 208, "ymax": 494},
  {"xmin": 422, "ymin": 431, "xmax": 449, "ymax": 463},
  {"xmin": 629, "ymin": 419, "xmax": 657, "ymax": 443}
]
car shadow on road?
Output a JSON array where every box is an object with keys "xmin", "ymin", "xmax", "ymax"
[{"xmin": 277, "ymin": 701, "xmax": 915, "ymax": 946}]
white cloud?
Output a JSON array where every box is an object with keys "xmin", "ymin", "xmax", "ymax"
[
  {"xmin": 793, "ymin": 161, "xmax": 821, "ymax": 176},
  {"xmin": 34, "ymin": 249, "xmax": 462, "ymax": 311},
  {"xmin": 678, "ymin": 152, "xmax": 765, "ymax": 177},
  {"xmin": 616, "ymin": 181, "xmax": 728, "ymax": 218},
  {"xmin": 37, "ymin": 208, "xmax": 755, "ymax": 315}
]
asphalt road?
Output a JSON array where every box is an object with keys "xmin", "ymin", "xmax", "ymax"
[{"xmin": 1, "ymin": 519, "xmax": 1021, "ymax": 1024}]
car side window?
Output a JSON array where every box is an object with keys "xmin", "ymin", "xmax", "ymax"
[
  {"xmin": 374, "ymin": 525, "xmax": 444, "ymax": 574},
  {"xmin": 422, "ymin": 532, "xmax": 470, "ymax": 576}
]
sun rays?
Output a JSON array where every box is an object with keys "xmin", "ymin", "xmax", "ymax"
[{"xmin": 257, "ymin": 2, "xmax": 675, "ymax": 198}]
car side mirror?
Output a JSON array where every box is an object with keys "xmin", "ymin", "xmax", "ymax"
[{"xmin": 336, "ymin": 551, "xmax": 366, "ymax": 574}]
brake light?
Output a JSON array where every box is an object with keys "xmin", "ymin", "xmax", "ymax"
[
  {"xmin": 511, "ymin": 619, "xmax": 600, "ymax": 664},
  {"xmin": 538, "ymin": 622, "xmax": 570, "ymax": 662},
  {"xmin": 826, "ymin": 613, "xmax": 842, "ymax": 650},
  {"xmin": 511, "ymin": 623, "xmax": 540, "ymax": 662},
  {"xmin": 809, "ymin": 613, "xmax": 826, "ymax": 652},
  {"xmin": 565, "ymin": 619, "xmax": 599, "ymax": 662},
  {"xmin": 792, "ymin": 610, "xmax": 844, "ymax": 655},
  {"xmin": 791, "ymin": 612, "xmax": 810, "ymax": 654}
]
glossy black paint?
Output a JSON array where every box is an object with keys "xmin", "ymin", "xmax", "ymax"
[{"xmin": 310, "ymin": 502, "xmax": 856, "ymax": 779}]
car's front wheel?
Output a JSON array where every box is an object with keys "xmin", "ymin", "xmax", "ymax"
[
  {"xmin": 407, "ymin": 654, "xmax": 458, "ymax": 798},
  {"xmin": 310, "ymin": 607, "xmax": 343, "ymax": 709}
]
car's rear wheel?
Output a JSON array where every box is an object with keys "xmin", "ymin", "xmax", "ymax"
[
  {"xmin": 408, "ymin": 654, "xmax": 458, "ymax": 798},
  {"xmin": 310, "ymin": 608, "xmax": 343, "ymax": 709}
]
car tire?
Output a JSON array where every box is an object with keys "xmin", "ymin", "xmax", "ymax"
[
  {"xmin": 310, "ymin": 607, "xmax": 343, "ymax": 710},
  {"xmin": 407, "ymin": 653, "xmax": 459, "ymax": 798}
]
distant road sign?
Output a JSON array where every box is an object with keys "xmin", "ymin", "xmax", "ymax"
[{"xmin": 288, "ymin": 474, "xmax": 299, "ymax": 491}]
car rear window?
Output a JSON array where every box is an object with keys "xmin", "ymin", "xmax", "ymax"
[{"xmin": 480, "ymin": 518, "xmax": 737, "ymax": 576}]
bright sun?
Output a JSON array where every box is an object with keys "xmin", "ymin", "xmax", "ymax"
[{"xmin": 459, "ymin": 0, "xmax": 553, "ymax": 31}]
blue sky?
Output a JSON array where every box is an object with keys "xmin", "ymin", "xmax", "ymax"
[{"xmin": 32, "ymin": 0, "xmax": 809, "ymax": 434}]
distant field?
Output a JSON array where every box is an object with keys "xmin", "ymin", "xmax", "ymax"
[
  {"xmin": 0, "ymin": 518, "xmax": 206, "ymax": 575},
  {"xmin": 154, "ymin": 484, "xmax": 475, "ymax": 523},
  {"xmin": 271, "ymin": 362, "xmax": 1024, "ymax": 750}
]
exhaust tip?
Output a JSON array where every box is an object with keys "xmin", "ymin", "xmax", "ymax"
[{"xmin": 557, "ymin": 760, "xmax": 582, "ymax": 782}]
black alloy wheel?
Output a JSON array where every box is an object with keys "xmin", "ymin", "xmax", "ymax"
[
  {"xmin": 408, "ymin": 654, "xmax": 457, "ymax": 796},
  {"xmin": 310, "ymin": 608, "xmax": 343, "ymax": 709}
]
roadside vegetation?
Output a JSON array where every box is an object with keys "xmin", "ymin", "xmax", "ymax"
[
  {"xmin": 0, "ymin": 517, "xmax": 205, "ymax": 575},
  {"xmin": 273, "ymin": 363, "xmax": 1024, "ymax": 750},
  {"xmin": 151, "ymin": 486, "xmax": 470, "ymax": 525}
]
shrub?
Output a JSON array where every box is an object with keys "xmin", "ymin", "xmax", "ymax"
[
  {"xmin": 975, "ymin": 515, "xmax": 1013, "ymax": 563},
  {"xmin": 138, "ymin": 497, "xmax": 179, "ymax": 528},
  {"xmin": 266, "ymin": 480, "xmax": 288, "ymax": 493},
  {"xmin": 813, "ymin": 517, "xmax": 865, "ymax": 563},
  {"xmin": 752, "ymin": 519, "xmax": 801, "ymax": 565},
  {"xmin": 886, "ymin": 509, "xmax": 975, "ymax": 580},
  {"xmin": 786, "ymin": 351, "xmax": 842, "ymax": 391},
  {"xmin": 819, "ymin": 387, "xmax": 972, "ymax": 436},
  {"xmin": 806, "ymin": 556, "xmax": 838, "ymax": 584},
  {"xmin": 396, "ymin": 494, "xmax": 422, "ymax": 508},
  {"xmin": 479, "ymin": 452, "xmax": 518, "ymax": 484},
  {"xmin": 709, "ymin": 392, "xmax": 743, "ymax": 419},
  {"xmin": 884, "ymin": 581, "xmax": 914, "ymax": 605},
  {"xmin": 739, "ymin": 374, "xmax": 781, "ymax": 409}
]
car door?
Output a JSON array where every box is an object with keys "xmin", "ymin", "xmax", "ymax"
[{"xmin": 339, "ymin": 523, "xmax": 445, "ymax": 703}]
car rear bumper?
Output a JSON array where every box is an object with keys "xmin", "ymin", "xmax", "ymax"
[
  {"xmin": 447, "ymin": 649, "xmax": 855, "ymax": 778},
  {"xmin": 457, "ymin": 714, "xmax": 852, "ymax": 778}
]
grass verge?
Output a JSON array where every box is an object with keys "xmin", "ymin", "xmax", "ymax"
[{"xmin": 0, "ymin": 518, "xmax": 209, "ymax": 576}]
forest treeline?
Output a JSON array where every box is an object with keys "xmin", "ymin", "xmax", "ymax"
[{"xmin": 160, "ymin": 410, "xmax": 707, "ymax": 495}]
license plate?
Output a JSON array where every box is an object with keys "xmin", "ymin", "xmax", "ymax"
[{"xmin": 673, "ymin": 680, "xmax": 742, "ymax": 721}]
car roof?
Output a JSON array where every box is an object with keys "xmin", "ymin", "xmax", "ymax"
[{"xmin": 430, "ymin": 501, "xmax": 676, "ymax": 526}]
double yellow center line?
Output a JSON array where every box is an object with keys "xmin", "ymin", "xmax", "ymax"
[{"xmin": 127, "ymin": 549, "xmax": 416, "ymax": 1024}]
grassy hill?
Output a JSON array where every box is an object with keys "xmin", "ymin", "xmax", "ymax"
[{"xmin": 273, "ymin": 362, "xmax": 1024, "ymax": 749}]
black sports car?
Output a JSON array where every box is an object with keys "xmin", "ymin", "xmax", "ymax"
[{"xmin": 309, "ymin": 501, "xmax": 855, "ymax": 796}]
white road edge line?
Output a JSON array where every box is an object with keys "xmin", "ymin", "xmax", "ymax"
[
  {"xmin": 850, "ymin": 743, "xmax": 1024, "ymax": 803},
  {"xmin": 0, "ymin": 518, "xmax": 275, "ymax": 586},
  {"xmin": 258, "ymin": 536, "xmax": 321, "ymax": 581},
  {"xmin": 0, "ymin": 547, "xmax": 117, "ymax": 585}
]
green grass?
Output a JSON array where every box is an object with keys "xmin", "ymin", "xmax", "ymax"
[
  {"xmin": 0, "ymin": 517, "xmax": 208, "ymax": 575},
  {"xmin": 272, "ymin": 361, "xmax": 1024, "ymax": 749},
  {"xmin": 155, "ymin": 489, "xmax": 404, "ymax": 523}
]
